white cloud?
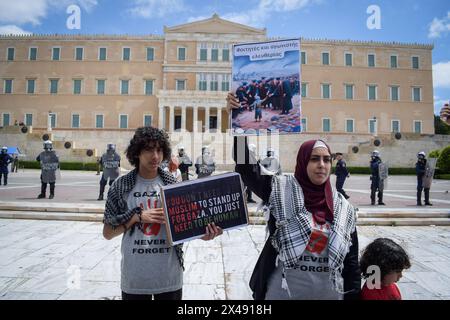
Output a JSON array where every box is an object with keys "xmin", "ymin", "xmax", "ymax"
[
  {"xmin": 0, "ymin": 0, "xmax": 98, "ymax": 26},
  {"xmin": 0, "ymin": 0, "xmax": 48, "ymax": 25},
  {"xmin": 128, "ymin": 0, "xmax": 186, "ymax": 18},
  {"xmin": 0, "ymin": 25, "xmax": 32, "ymax": 35},
  {"xmin": 428, "ymin": 12, "xmax": 450, "ymax": 38},
  {"xmin": 433, "ymin": 61, "xmax": 450, "ymax": 88},
  {"xmin": 188, "ymin": 0, "xmax": 320, "ymax": 28}
]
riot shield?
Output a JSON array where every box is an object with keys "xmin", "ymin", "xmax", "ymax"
[
  {"xmin": 378, "ymin": 162, "xmax": 389, "ymax": 191},
  {"xmin": 423, "ymin": 158, "xmax": 437, "ymax": 189}
]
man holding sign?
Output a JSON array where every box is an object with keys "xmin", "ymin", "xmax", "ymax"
[{"xmin": 102, "ymin": 127, "xmax": 222, "ymax": 300}]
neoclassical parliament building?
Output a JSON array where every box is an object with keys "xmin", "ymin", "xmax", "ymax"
[{"xmin": 0, "ymin": 14, "xmax": 441, "ymax": 169}]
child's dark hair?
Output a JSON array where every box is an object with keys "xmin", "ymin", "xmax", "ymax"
[
  {"xmin": 360, "ymin": 238, "xmax": 411, "ymax": 279},
  {"xmin": 126, "ymin": 127, "xmax": 171, "ymax": 168}
]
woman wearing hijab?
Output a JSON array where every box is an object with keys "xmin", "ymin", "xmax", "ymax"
[{"xmin": 227, "ymin": 93, "xmax": 360, "ymax": 300}]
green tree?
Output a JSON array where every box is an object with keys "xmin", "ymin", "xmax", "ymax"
[
  {"xmin": 437, "ymin": 146, "xmax": 450, "ymax": 173},
  {"xmin": 434, "ymin": 115, "xmax": 450, "ymax": 134}
]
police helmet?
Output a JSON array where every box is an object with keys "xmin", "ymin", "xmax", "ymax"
[
  {"xmin": 107, "ymin": 143, "xmax": 116, "ymax": 152},
  {"xmin": 417, "ymin": 151, "xmax": 426, "ymax": 159},
  {"xmin": 371, "ymin": 150, "xmax": 380, "ymax": 158},
  {"xmin": 43, "ymin": 140, "xmax": 53, "ymax": 150},
  {"xmin": 1, "ymin": 146, "xmax": 7, "ymax": 154}
]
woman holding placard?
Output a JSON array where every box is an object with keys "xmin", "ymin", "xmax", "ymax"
[{"xmin": 227, "ymin": 93, "xmax": 361, "ymax": 300}]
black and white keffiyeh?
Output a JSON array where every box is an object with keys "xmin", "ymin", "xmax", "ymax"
[
  {"xmin": 103, "ymin": 167, "xmax": 185, "ymax": 270},
  {"xmin": 269, "ymin": 174, "xmax": 357, "ymax": 293}
]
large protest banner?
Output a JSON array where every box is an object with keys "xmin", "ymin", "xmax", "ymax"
[
  {"xmin": 231, "ymin": 38, "xmax": 301, "ymax": 136},
  {"xmin": 161, "ymin": 172, "xmax": 248, "ymax": 245}
]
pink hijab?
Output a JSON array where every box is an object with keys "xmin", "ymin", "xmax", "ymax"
[{"xmin": 294, "ymin": 140, "xmax": 334, "ymax": 224}]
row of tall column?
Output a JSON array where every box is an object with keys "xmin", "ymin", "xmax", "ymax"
[{"xmin": 158, "ymin": 105, "xmax": 223, "ymax": 132}]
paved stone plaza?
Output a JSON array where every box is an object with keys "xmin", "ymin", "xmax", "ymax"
[{"xmin": 0, "ymin": 169, "xmax": 449, "ymax": 300}]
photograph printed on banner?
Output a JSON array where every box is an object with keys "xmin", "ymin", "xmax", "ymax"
[{"xmin": 231, "ymin": 39, "xmax": 302, "ymax": 136}]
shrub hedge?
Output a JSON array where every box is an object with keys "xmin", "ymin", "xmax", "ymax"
[{"xmin": 19, "ymin": 161, "xmax": 98, "ymax": 171}]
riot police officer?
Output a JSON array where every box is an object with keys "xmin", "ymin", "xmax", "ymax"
[
  {"xmin": 416, "ymin": 151, "xmax": 432, "ymax": 206},
  {"xmin": 260, "ymin": 148, "xmax": 282, "ymax": 175},
  {"xmin": 37, "ymin": 140, "xmax": 59, "ymax": 199},
  {"xmin": 370, "ymin": 150, "xmax": 385, "ymax": 205},
  {"xmin": 0, "ymin": 146, "xmax": 13, "ymax": 186},
  {"xmin": 97, "ymin": 143, "xmax": 121, "ymax": 200},
  {"xmin": 195, "ymin": 146, "xmax": 215, "ymax": 179},
  {"xmin": 335, "ymin": 152, "xmax": 350, "ymax": 199},
  {"xmin": 177, "ymin": 145, "xmax": 192, "ymax": 181}
]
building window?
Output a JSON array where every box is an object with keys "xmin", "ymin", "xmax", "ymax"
[
  {"xmin": 346, "ymin": 119, "xmax": 354, "ymax": 133},
  {"xmin": 412, "ymin": 56, "xmax": 420, "ymax": 69},
  {"xmin": 29, "ymin": 47, "xmax": 37, "ymax": 61},
  {"xmin": 123, "ymin": 48, "xmax": 130, "ymax": 61},
  {"xmin": 322, "ymin": 52, "xmax": 330, "ymax": 65},
  {"xmin": 200, "ymin": 48, "xmax": 207, "ymax": 61},
  {"xmin": 321, "ymin": 84, "xmax": 330, "ymax": 99},
  {"xmin": 199, "ymin": 74, "xmax": 207, "ymax": 91},
  {"xmin": 368, "ymin": 85, "xmax": 377, "ymax": 100},
  {"xmin": 72, "ymin": 114, "xmax": 80, "ymax": 128},
  {"xmin": 25, "ymin": 113, "xmax": 33, "ymax": 126},
  {"xmin": 301, "ymin": 83, "xmax": 308, "ymax": 98},
  {"xmin": 391, "ymin": 120, "xmax": 400, "ymax": 133},
  {"xmin": 176, "ymin": 79, "xmax": 186, "ymax": 91},
  {"xmin": 178, "ymin": 47, "xmax": 186, "ymax": 61},
  {"xmin": 119, "ymin": 114, "xmax": 128, "ymax": 129},
  {"xmin": 414, "ymin": 121, "xmax": 422, "ymax": 134},
  {"xmin": 97, "ymin": 79, "xmax": 105, "ymax": 95},
  {"xmin": 2, "ymin": 113, "xmax": 10, "ymax": 126},
  {"xmin": 121, "ymin": 80, "xmax": 129, "ymax": 95},
  {"xmin": 4, "ymin": 79, "xmax": 13, "ymax": 94},
  {"xmin": 368, "ymin": 54, "xmax": 375, "ymax": 67},
  {"xmin": 222, "ymin": 48, "xmax": 229, "ymax": 62},
  {"xmin": 7, "ymin": 48, "xmax": 15, "ymax": 61},
  {"xmin": 221, "ymin": 74, "xmax": 230, "ymax": 92},
  {"xmin": 301, "ymin": 51, "xmax": 306, "ymax": 64},
  {"xmin": 390, "ymin": 55, "xmax": 398, "ymax": 68},
  {"xmin": 301, "ymin": 118, "xmax": 307, "ymax": 132},
  {"xmin": 145, "ymin": 80, "xmax": 153, "ymax": 95},
  {"xmin": 144, "ymin": 115, "xmax": 152, "ymax": 127},
  {"xmin": 322, "ymin": 118, "xmax": 331, "ymax": 132},
  {"xmin": 146, "ymin": 47, "xmax": 154, "ymax": 61},
  {"xmin": 96, "ymin": 114, "xmax": 104, "ymax": 128},
  {"xmin": 412, "ymin": 87, "xmax": 421, "ymax": 102},
  {"xmin": 75, "ymin": 47, "xmax": 83, "ymax": 61},
  {"xmin": 73, "ymin": 79, "xmax": 82, "ymax": 94},
  {"xmin": 99, "ymin": 47, "xmax": 107, "ymax": 61},
  {"xmin": 345, "ymin": 53, "xmax": 353, "ymax": 66},
  {"xmin": 27, "ymin": 79, "xmax": 35, "ymax": 94},
  {"xmin": 50, "ymin": 79, "xmax": 58, "ymax": 94},
  {"xmin": 52, "ymin": 47, "xmax": 60, "ymax": 61},
  {"xmin": 210, "ymin": 74, "xmax": 218, "ymax": 91},
  {"xmin": 211, "ymin": 48, "xmax": 219, "ymax": 62},
  {"xmin": 345, "ymin": 84, "xmax": 354, "ymax": 100},
  {"xmin": 390, "ymin": 86, "xmax": 399, "ymax": 101},
  {"xmin": 369, "ymin": 119, "xmax": 377, "ymax": 134},
  {"xmin": 49, "ymin": 113, "xmax": 56, "ymax": 128}
]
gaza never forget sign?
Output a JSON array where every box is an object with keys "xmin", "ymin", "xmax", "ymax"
[{"xmin": 160, "ymin": 172, "xmax": 248, "ymax": 245}]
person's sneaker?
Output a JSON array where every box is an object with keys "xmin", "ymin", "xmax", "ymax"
[
  {"xmin": 49, "ymin": 194, "xmax": 54, "ymax": 199},
  {"xmin": 417, "ymin": 202, "xmax": 423, "ymax": 206},
  {"xmin": 344, "ymin": 194, "xmax": 350, "ymax": 200},
  {"xmin": 37, "ymin": 194, "xmax": 45, "ymax": 199},
  {"xmin": 378, "ymin": 202, "xmax": 386, "ymax": 205},
  {"xmin": 97, "ymin": 195, "xmax": 104, "ymax": 201},
  {"xmin": 425, "ymin": 202, "xmax": 433, "ymax": 206}
]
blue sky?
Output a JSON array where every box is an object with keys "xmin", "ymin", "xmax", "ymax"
[{"xmin": 0, "ymin": 0, "xmax": 449, "ymax": 114}]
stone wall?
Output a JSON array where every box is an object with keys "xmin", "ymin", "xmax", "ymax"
[{"xmin": 1, "ymin": 126, "xmax": 448, "ymax": 171}]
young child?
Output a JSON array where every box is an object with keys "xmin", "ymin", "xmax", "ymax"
[
  {"xmin": 251, "ymin": 95, "xmax": 263, "ymax": 122},
  {"xmin": 360, "ymin": 238, "xmax": 411, "ymax": 300}
]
